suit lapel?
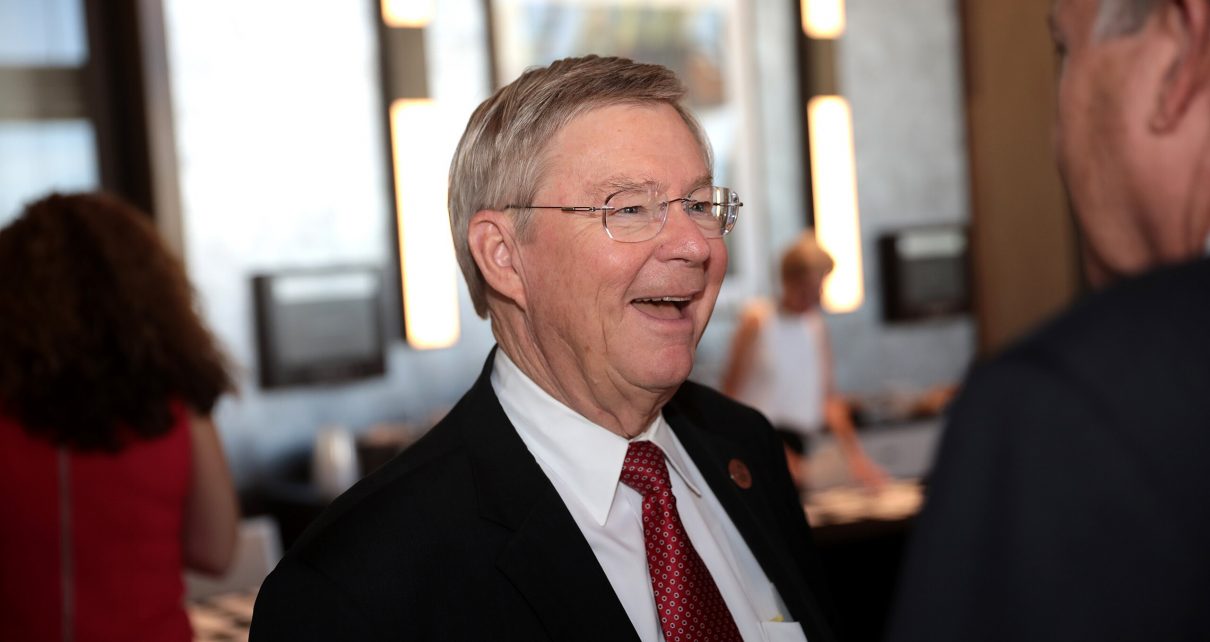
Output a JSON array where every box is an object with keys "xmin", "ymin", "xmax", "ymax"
[
  {"xmin": 462, "ymin": 350, "xmax": 639, "ymax": 642},
  {"xmin": 494, "ymin": 490, "xmax": 639, "ymax": 641},
  {"xmin": 664, "ymin": 398, "xmax": 835, "ymax": 642}
]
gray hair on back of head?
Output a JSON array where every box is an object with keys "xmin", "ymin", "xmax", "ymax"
[
  {"xmin": 447, "ymin": 55, "xmax": 713, "ymax": 318},
  {"xmin": 1093, "ymin": 0, "xmax": 1162, "ymax": 39}
]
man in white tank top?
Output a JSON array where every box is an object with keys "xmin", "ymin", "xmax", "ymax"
[{"xmin": 722, "ymin": 232, "xmax": 886, "ymax": 491}]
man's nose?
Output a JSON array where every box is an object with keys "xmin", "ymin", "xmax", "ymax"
[{"xmin": 655, "ymin": 200, "xmax": 712, "ymax": 263}]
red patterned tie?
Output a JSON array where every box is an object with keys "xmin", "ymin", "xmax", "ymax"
[{"xmin": 620, "ymin": 440, "xmax": 743, "ymax": 642}]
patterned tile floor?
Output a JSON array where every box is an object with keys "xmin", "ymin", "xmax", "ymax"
[{"xmin": 188, "ymin": 590, "xmax": 256, "ymax": 642}]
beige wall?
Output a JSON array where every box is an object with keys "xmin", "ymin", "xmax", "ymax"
[{"xmin": 961, "ymin": 0, "xmax": 1082, "ymax": 355}]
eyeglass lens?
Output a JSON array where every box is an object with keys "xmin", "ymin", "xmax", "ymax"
[{"xmin": 602, "ymin": 186, "xmax": 739, "ymax": 242}]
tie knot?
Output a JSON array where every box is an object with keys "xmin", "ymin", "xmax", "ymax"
[{"xmin": 620, "ymin": 440, "xmax": 672, "ymax": 496}]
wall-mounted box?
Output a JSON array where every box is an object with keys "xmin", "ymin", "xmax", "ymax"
[
  {"xmin": 878, "ymin": 226, "xmax": 971, "ymax": 323},
  {"xmin": 252, "ymin": 266, "xmax": 386, "ymax": 389}
]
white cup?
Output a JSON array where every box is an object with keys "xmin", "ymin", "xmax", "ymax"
[{"xmin": 313, "ymin": 426, "xmax": 360, "ymax": 501}]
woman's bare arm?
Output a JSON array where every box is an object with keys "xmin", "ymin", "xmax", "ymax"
[
  {"xmin": 720, "ymin": 303, "xmax": 767, "ymax": 397},
  {"xmin": 182, "ymin": 412, "xmax": 239, "ymax": 575}
]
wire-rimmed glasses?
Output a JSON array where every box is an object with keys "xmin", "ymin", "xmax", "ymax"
[{"xmin": 507, "ymin": 185, "xmax": 742, "ymax": 243}]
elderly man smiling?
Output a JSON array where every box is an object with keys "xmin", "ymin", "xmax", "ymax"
[{"xmin": 251, "ymin": 56, "xmax": 839, "ymax": 642}]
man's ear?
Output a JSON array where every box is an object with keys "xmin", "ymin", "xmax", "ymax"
[
  {"xmin": 467, "ymin": 209, "xmax": 527, "ymax": 310},
  {"xmin": 1151, "ymin": 0, "xmax": 1210, "ymax": 132}
]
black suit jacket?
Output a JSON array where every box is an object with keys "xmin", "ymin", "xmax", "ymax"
[
  {"xmin": 887, "ymin": 257, "xmax": 1210, "ymax": 642},
  {"xmin": 251, "ymin": 350, "xmax": 839, "ymax": 641}
]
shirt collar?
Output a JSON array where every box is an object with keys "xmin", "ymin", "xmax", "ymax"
[
  {"xmin": 491, "ymin": 349, "xmax": 700, "ymax": 527},
  {"xmin": 647, "ymin": 418, "xmax": 704, "ymax": 500}
]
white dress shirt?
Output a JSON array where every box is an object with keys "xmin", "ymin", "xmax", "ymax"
[{"xmin": 492, "ymin": 350, "xmax": 808, "ymax": 642}]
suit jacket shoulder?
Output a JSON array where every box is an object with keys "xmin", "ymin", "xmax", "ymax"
[
  {"xmin": 1007, "ymin": 256, "xmax": 1210, "ymax": 379},
  {"xmin": 251, "ymin": 354, "xmax": 632, "ymax": 641},
  {"xmin": 888, "ymin": 258, "xmax": 1210, "ymax": 642}
]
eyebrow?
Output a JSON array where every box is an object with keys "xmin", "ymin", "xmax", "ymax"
[
  {"xmin": 589, "ymin": 173, "xmax": 715, "ymax": 199},
  {"xmin": 684, "ymin": 173, "xmax": 715, "ymax": 194}
]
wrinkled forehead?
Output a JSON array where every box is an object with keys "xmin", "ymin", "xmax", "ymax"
[
  {"xmin": 545, "ymin": 100, "xmax": 710, "ymax": 155},
  {"xmin": 532, "ymin": 102, "xmax": 711, "ymax": 193}
]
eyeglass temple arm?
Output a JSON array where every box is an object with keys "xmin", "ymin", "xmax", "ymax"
[
  {"xmin": 559, "ymin": 206, "xmax": 605, "ymax": 212},
  {"xmin": 509, "ymin": 198, "xmax": 742, "ymax": 212},
  {"xmin": 505, "ymin": 205, "xmax": 613, "ymax": 213}
]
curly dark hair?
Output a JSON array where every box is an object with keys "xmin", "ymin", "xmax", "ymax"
[{"xmin": 0, "ymin": 192, "xmax": 235, "ymax": 452}]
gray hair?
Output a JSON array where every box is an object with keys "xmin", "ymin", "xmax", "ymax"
[
  {"xmin": 447, "ymin": 55, "xmax": 713, "ymax": 318},
  {"xmin": 1094, "ymin": 0, "xmax": 1161, "ymax": 38}
]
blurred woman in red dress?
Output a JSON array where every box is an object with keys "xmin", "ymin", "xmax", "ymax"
[{"xmin": 0, "ymin": 192, "xmax": 239, "ymax": 641}]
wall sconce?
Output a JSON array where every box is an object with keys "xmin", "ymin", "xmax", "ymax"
[
  {"xmin": 378, "ymin": 0, "xmax": 460, "ymax": 349},
  {"xmin": 801, "ymin": 0, "xmax": 846, "ymax": 40},
  {"xmin": 381, "ymin": 0, "xmax": 434, "ymax": 27},
  {"xmin": 800, "ymin": 0, "xmax": 863, "ymax": 314},
  {"xmin": 808, "ymin": 95, "xmax": 864, "ymax": 313}
]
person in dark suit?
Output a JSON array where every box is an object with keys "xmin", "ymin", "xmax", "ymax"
[
  {"xmin": 251, "ymin": 55, "xmax": 839, "ymax": 641},
  {"xmin": 886, "ymin": 1, "xmax": 1210, "ymax": 640}
]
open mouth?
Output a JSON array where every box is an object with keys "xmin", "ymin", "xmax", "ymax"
[{"xmin": 631, "ymin": 296, "xmax": 692, "ymax": 320}]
